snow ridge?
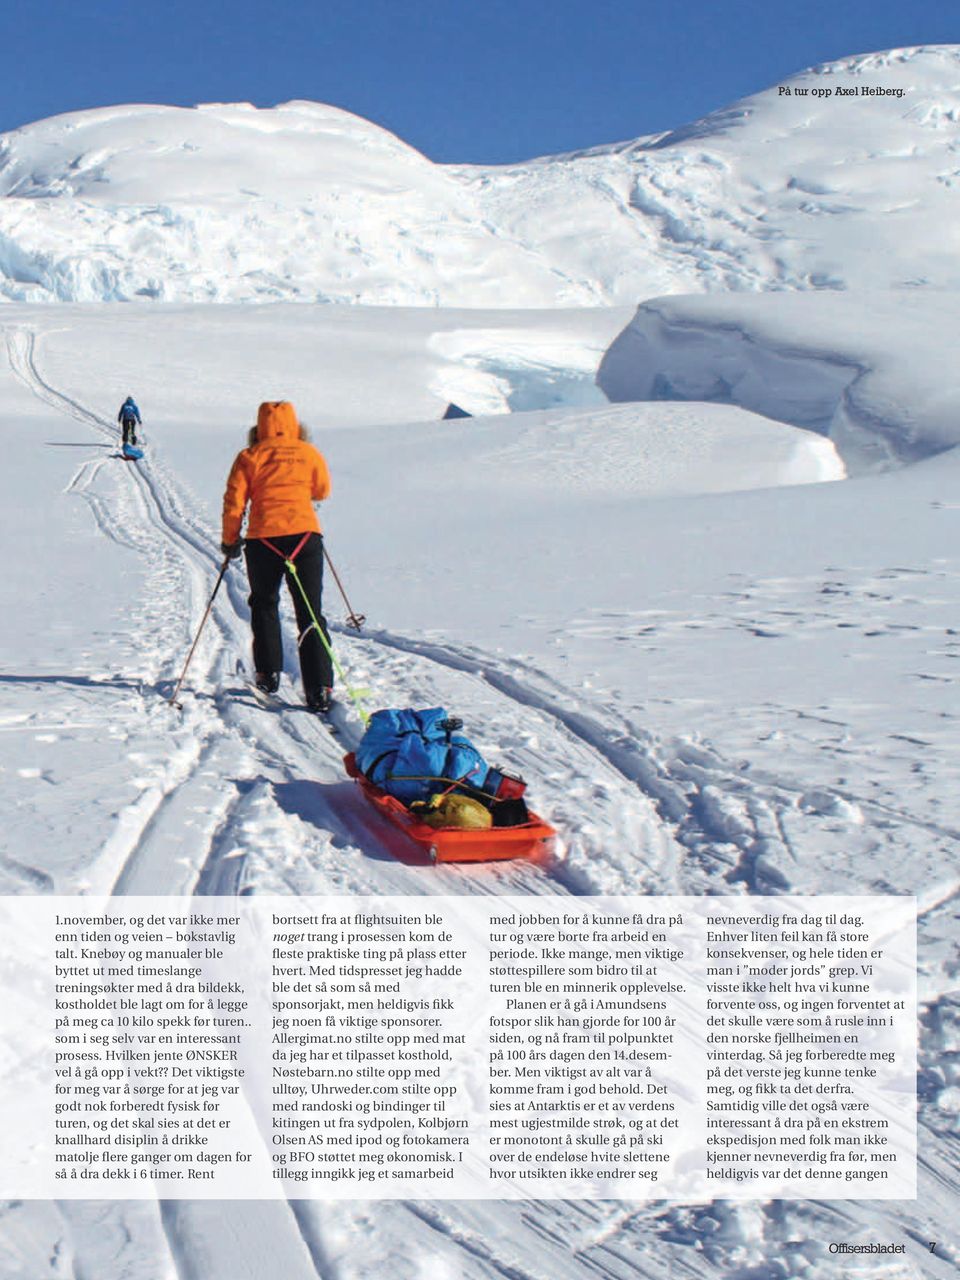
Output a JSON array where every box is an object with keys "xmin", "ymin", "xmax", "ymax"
[{"xmin": 598, "ymin": 291, "xmax": 960, "ymax": 467}]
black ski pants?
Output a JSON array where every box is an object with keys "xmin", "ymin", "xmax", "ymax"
[
  {"xmin": 244, "ymin": 532, "xmax": 334, "ymax": 693},
  {"xmin": 121, "ymin": 417, "xmax": 138, "ymax": 445}
]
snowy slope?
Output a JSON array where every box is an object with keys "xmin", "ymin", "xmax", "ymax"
[
  {"xmin": 0, "ymin": 101, "xmax": 581, "ymax": 307},
  {"xmin": 462, "ymin": 45, "xmax": 960, "ymax": 301},
  {"xmin": 2, "ymin": 45, "xmax": 960, "ymax": 305},
  {"xmin": 0, "ymin": 303, "xmax": 957, "ymax": 1278}
]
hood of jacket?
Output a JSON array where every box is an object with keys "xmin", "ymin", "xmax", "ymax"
[{"xmin": 256, "ymin": 401, "xmax": 299, "ymax": 442}]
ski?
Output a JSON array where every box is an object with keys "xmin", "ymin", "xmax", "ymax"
[
  {"xmin": 236, "ymin": 662, "xmax": 340, "ymax": 725},
  {"xmin": 248, "ymin": 680, "xmax": 282, "ymax": 709},
  {"xmin": 243, "ymin": 676, "xmax": 338, "ymax": 726}
]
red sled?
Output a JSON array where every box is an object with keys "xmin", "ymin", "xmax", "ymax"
[{"xmin": 343, "ymin": 752, "xmax": 556, "ymax": 864}]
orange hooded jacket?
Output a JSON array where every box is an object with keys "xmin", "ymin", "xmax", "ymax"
[{"xmin": 222, "ymin": 401, "xmax": 331, "ymax": 545}]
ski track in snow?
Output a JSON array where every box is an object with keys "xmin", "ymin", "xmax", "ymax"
[
  {"xmin": 350, "ymin": 624, "xmax": 827, "ymax": 897},
  {"xmin": 8, "ymin": 323, "xmax": 931, "ymax": 905},
  {"xmin": 7, "ymin": 324, "xmax": 954, "ymax": 1279},
  {"xmin": 5, "ymin": 324, "xmax": 695, "ymax": 902}
]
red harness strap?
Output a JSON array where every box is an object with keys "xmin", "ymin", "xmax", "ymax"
[
  {"xmin": 259, "ymin": 534, "xmax": 318, "ymax": 652},
  {"xmin": 260, "ymin": 532, "xmax": 312, "ymax": 564}
]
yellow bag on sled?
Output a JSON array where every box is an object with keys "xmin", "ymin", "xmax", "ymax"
[{"xmin": 419, "ymin": 794, "xmax": 492, "ymax": 831}]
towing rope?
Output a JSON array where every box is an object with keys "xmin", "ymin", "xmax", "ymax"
[{"xmin": 261, "ymin": 536, "xmax": 371, "ymax": 726}]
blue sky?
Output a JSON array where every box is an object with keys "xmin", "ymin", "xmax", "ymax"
[{"xmin": 4, "ymin": 1, "xmax": 957, "ymax": 162}]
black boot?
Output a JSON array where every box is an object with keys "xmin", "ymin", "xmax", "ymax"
[{"xmin": 306, "ymin": 687, "xmax": 332, "ymax": 714}]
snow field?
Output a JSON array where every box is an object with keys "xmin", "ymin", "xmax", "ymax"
[
  {"xmin": 3, "ymin": 305, "xmax": 860, "ymax": 905},
  {"xmin": 0, "ymin": 295, "xmax": 956, "ymax": 1278}
]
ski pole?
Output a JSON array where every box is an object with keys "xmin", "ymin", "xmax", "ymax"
[
  {"xmin": 323, "ymin": 545, "xmax": 365, "ymax": 629},
  {"xmin": 169, "ymin": 555, "xmax": 231, "ymax": 708}
]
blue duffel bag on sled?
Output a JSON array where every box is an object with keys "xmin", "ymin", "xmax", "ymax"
[{"xmin": 354, "ymin": 707, "xmax": 489, "ymax": 805}]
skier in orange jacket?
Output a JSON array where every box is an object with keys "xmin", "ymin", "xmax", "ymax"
[{"xmin": 222, "ymin": 401, "xmax": 334, "ymax": 712}]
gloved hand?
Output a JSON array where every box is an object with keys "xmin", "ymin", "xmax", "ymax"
[{"xmin": 221, "ymin": 540, "xmax": 243, "ymax": 561}]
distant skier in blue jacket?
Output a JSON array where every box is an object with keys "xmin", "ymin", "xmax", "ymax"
[{"xmin": 118, "ymin": 396, "xmax": 141, "ymax": 446}]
